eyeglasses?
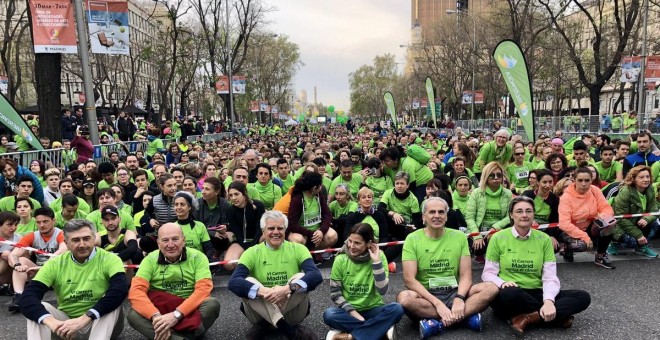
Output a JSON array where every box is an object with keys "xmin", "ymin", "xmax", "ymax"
[
  {"xmin": 528, "ymin": 176, "xmax": 537, "ymax": 180},
  {"xmin": 118, "ymin": 173, "xmax": 128, "ymax": 176},
  {"xmin": 488, "ymin": 173, "xmax": 503, "ymax": 179}
]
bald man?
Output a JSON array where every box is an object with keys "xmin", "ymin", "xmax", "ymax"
[
  {"xmin": 127, "ymin": 223, "xmax": 220, "ymax": 340},
  {"xmin": 243, "ymin": 149, "xmax": 260, "ymax": 183}
]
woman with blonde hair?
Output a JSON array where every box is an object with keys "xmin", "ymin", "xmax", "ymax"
[
  {"xmin": 609, "ymin": 165, "xmax": 658, "ymax": 257},
  {"xmin": 465, "ymin": 161, "xmax": 513, "ymax": 263}
]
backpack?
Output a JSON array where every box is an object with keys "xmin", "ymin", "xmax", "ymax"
[{"xmin": 406, "ymin": 144, "xmax": 431, "ymax": 165}]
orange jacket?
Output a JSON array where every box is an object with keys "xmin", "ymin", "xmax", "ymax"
[{"xmin": 558, "ymin": 184, "xmax": 614, "ymax": 242}]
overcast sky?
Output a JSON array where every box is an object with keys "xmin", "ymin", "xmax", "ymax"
[{"xmin": 267, "ymin": 0, "xmax": 410, "ymax": 112}]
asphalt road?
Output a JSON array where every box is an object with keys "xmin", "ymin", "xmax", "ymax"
[{"xmin": 2, "ymin": 245, "xmax": 660, "ymax": 340}]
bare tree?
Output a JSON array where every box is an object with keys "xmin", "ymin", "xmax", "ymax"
[
  {"xmin": 539, "ymin": 0, "xmax": 641, "ymax": 115},
  {"xmin": 0, "ymin": 0, "xmax": 28, "ymax": 105}
]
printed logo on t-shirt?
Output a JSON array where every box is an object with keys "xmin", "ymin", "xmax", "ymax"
[{"xmin": 347, "ymin": 282, "xmax": 370, "ymax": 297}]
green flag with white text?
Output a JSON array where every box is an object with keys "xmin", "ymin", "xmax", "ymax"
[
  {"xmin": 493, "ymin": 40, "xmax": 535, "ymax": 142},
  {"xmin": 384, "ymin": 91, "xmax": 396, "ymax": 128},
  {"xmin": 0, "ymin": 94, "xmax": 42, "ymax": 150},
  {"xmin": 425, "ymin": 77, "xmax": 436, "ymax": 128}
]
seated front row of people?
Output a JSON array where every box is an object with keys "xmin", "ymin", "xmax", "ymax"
[{"xmin": 12, "ymin": 198, "xmax": 593, "ymax": 339}]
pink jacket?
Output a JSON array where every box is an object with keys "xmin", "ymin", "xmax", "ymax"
[{"xmin": 558, "ymin": 184, "xmax": 613, "ymax": 242}]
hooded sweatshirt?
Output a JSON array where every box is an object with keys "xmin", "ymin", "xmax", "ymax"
[{"xmin": 558, "ymin": 183, "xmax": 613, "ymax": 242}]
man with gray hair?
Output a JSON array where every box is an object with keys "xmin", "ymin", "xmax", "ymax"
[
  {"xmin": 19, "ymin": 218, "xmax": 128, "ymax": 339},
  {"xmin": 397, "ymin": 197, "xmax": 498, "ymax": 339},
  {"xmin": 228, "ymin": 210, "xmax": 322, "ymax": 339},
  {"xmin": 127, "ymin": 223, "xmax": 220, "ymax": 340},
  {"xmin": 242, "ymin": 149, "xmax": 260, "ymax": 183}
]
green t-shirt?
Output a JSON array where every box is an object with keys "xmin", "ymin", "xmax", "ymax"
[
  {"xmin": 402, "ymin": 228, "xmax": 470, "ymax": 290},
  {"xmin": 86, "ymin": 210, "xmax": 136, "ymax": 234},
  {"xmin": 506, "ymin": 162, "xmax": 532, "ymax": 190},
  {"xmin": 238, "ymin": 241, "xmax": 311, "ymax": 288},
  {"xmin": 361, "ymin": 215, "xmax": 380, "ymax": 240},
  {"xmin": 365, "ymin": 176, "xmax": 393, "ymax": 206},
  {"xmin": 486, "ymin": 229, "xmax": 555, "ymax": 289},
  {"xmin": 33, "ymin": 248, "xmax": 125, "ymax": 318},
  {"xmin": 401, "ymin": 157, "xmax": 433, "ymax": 186},
  {"xmin": 533, "ymin": 195, "xmax": 551, "ymax": 224},
  {"xmin": 329, "ymin": 200, "xmax": 358, "ymax": 219},
  {"xmin": 275, "ymin": 174, "xmax": 295, "ymax": 194},
  {"xmin": 176, "ymin": 220, "xmax": 211, "ymax": 253},
  {"xmin": 380, "ymin": 189, "xmax": 419, "ymax": 223},
  {"xmin": 0, "ymin": 196, "xmax": 41, "ymax": 212},
  {"xmin": 137, "ymin": 247, "xmax": 211, "ymax": 298},
  {"xmin": 17, "ymin": 218, "xmax": 37, "ymax": 235},
  {"xmin": 248, "ymin": 181, "xmax": 283, "ymax": 210},
  {"xmin": 329, "ymin": 174, "xmax": 363, "ymax": 198},
  {"xmin": 330, "ymin": 252, "xmax": 388, "ymax": 311},
  {"xmin": 55, "ymin": 210, "xmax": 88, "ymax": 229},
  {"xmin": 97, "ymin": 180, "xmax": 117, "ymax": 190},
  {"xmin": 300, "ymin": 195, "xmax": 322, "ymax": 231},
  {"xmin": 593, "ymin": 161, "xmax": 622, "ymax": 183},
  {"xmin": 50, "ymin": 197, "xmax": 91, "ymax": 215},
  {"xmin": 638, "ymin": 191, "xmax": 647, "ymax": 211},
  {"xmin": 134, "ymin": 210, "xmax": 145, "ymax": 229}
]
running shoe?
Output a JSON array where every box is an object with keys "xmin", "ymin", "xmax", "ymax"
[
  {"xmin": 419, "ymin": 318, "xmax": 444, "ymax": 339},
  {"xmin": 634, "ymin": 245, "xmax": 658, "ymax": 258},
  {"xmin": 463, "ymin": 313, "xmax": 482, "ymax": 332},
  {"xmin": 388, "ymin": 262, "xmax": 397, "ymax": 273},
  {"xmin": 386, "ymin": 325, "xmax": 395, "ymax": 339},
  {"xmin": 8, "ymin": 293, "xmax": 21, "ymax": 313},
  {"xmin": 594, "ymin": 254, "xmax": 616, "ymax": 269}
]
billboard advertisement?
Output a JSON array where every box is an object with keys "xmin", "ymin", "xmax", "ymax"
[
  {"xmin": 215, "ymin": 75, "xmax": 246, "ymax": 94},
  {"xmin": 87, "ymin": 0, "xmax": 130, "ymax": 55},
  {"xmin": 29, "ymin": 0, "xmax": 78, "ymax": 53},
  {"xmin": 621, "ymin": 56, "xmax": 642, "ymax": 82}
]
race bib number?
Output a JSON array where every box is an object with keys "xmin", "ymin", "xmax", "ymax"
[
  {"xmin": 303, "ymin": 214, "xmax": 321, "ymax": 227},
  {"xmin": 429, "ymin": 276, "xmax": 458, "ymax": 290},
  {"xmin": 516, "ymin": 171, "xmax": 529, "ymax": 180}
]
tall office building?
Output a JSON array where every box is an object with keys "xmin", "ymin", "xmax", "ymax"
[{"xmin": 410, "ymin": 0, "xmax": 488, "ymax": 36}]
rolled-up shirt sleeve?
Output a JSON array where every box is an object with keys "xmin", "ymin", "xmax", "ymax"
[
  {"xmin": 542, "ymin": 262, "xmax": 560, "ymax": 302},
  {"xmin": 481, "ymin": 259, "xmax": 505, "ymax": 288}
]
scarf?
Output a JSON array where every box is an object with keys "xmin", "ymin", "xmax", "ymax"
[
  {"xmin": 338, "ymin": 241, "xmax": 371, "ymax": 263},
  {"xmin": 393, "ymin": 189, "xmax": 411, "ymax": 200}
]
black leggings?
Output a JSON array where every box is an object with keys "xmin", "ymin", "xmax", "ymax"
[{"xmin": 491, "ymin": 287, "xmax": 591, "ymax": 321}]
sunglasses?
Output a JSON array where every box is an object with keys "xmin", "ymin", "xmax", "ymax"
[
  {"xmin": 488, "ymin": 173, "xmax": 503, "ymax": 179},
  {"xmin": 514, "ymin": 153, "xmax": 525, "ymax": 156}
]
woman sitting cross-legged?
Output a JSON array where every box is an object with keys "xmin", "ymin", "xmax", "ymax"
[{"xmin": 323, "ymin": 223, "xmax": 404, "ymax": 340}]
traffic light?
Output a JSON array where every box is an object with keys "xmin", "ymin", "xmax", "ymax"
[{"xmin": 457, "ymin": 0, "xmax": 468, "ymax": 12}]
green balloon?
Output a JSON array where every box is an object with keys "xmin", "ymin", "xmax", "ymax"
[{"xmin": 328, "ymin": 105, "xmax": 335, "ymax": 113}]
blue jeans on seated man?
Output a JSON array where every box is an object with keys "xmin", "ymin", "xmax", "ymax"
[{"xmin": 323, "ymin": 303, "xmax": 404, "ymax": 340}]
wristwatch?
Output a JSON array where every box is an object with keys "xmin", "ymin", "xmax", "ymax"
[
  {"xmin": 455, "ymin": 294, "xmax": 467, "ymax": 302},
  {"xmin": 289, "ymin": 283, "xmax": 301, "ymax": 294},
  {"xmin": 173, "ymin": 309, "xmax": 183, "ymax": 320},
  {"xmin": 85, "ymin": 310, "xmax": 97, "ymax": 320}
]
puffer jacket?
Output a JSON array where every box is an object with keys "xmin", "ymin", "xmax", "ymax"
[
  {"xmin": 612, "ymin": 185, "xmax": 657, "ymax": 241},
  {"xmin": 0, "ymin": 166, "xmax": 44, "ymax": 204},
  {"xmin": 464, "ymin": 186, "xmax": 512, "ymax": 240}
]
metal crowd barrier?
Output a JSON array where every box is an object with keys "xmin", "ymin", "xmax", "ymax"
[
  {"xmin": 0, "ymin": 148, "xmax": 64, "ymax": 169},
  {"xmin": 187, "ymin": 132, "xmax": 233, "ymax": 143}
]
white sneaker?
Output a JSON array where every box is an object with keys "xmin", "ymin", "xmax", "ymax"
[
  {"xmin": 386, "ymin": 325, "xmax": 396, "ymax": 339},
  {"xmin": 326, "ymin": 329, "xmax": 340, "ymax": 340}
]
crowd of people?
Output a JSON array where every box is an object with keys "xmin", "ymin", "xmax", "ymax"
[{"xmin": 1, "ymin": 118, "xmax": 659, "ymax": 339}]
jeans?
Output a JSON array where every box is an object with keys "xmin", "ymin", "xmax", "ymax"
[{"xmin": 323, "ymin": 303, "xmax": 404, "ymax": 340}]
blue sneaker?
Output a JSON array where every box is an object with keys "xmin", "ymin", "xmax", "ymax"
[
  {"xmin": 634, "ymin": 245, "xmax": 658, "ymax": 258},
  {"xmin": 463, "ymin": 313, "xmax": 482, "ymax": 332},
  {"xmin": 419, "ymin": 318, "xmax": 443, "ymax": 339}
]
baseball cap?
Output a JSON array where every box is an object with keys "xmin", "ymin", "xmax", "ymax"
[
  {"xmin": 101, "ymin": 206, "xmax": 119, "ymax": 217},
  {"xmin": 83, "ymin": 179, "xmax": 96, "ymax": 187}
]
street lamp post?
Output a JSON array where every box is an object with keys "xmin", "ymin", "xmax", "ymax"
[
  {"xmin": 226, "ymin": 0, "xmax": 235, "ymax": 133},
  {"xmin": 447, "ymin": 9, "xmax": 476, "ymax": 128},
  {"xmin": 637, "ymin": 0, "xmax": 649, "ymax": 118}
]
